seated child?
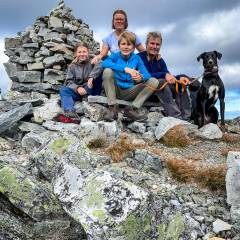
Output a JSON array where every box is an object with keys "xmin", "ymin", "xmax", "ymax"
[
  {"xmin": 59, "ymin": 42, "xmax": 102, "ymax": 121},
  {"xmin": 102, "ymin": 31, "xmax": 158, "ymax": 122}
]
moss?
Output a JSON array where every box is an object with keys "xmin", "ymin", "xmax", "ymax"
[
  {"xmin": 50, "ymin": 138, "xmax": 73, "ymax": 155},
  {"xmin": 0, "ymin": 167, "xmax": 34, "ymax": 209},
  {"xmin": 157, "ymin": 213, "xmax": 184, "ymax": 240},
  {"xmin": 121, "ymin": 213, "xmax": 152, "ymax": 240},
  {"xmin": 92, "ymin": 210, "xmax": 105, "ymax": 221}
]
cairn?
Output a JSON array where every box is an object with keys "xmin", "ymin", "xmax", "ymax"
[{"xmin": 3, "ymin": 0, "xmax": 100, "ymax": 95}]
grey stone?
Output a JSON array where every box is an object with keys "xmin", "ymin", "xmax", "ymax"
[
  {"xmin": 213, "ymin": 219, "xmax": 232, "ymax": 233},
  {"xmin": 39, "ymin": 46, "xmax": 50, "ymax": 56},
  {"xmin": 27, "ymin": 62, "xmax": 44, "ymax": 70},
  {"xmin": 42, "ymin": 120, "xmax": 79, "ymax": 132},
  {"xmin": 33, "ymin": 98, "xmax": 62, "ymax": 123},
  {"xmin": 128, "ymin": 149, "xmax": 163, "ymax": 173},
  {"xmin": 0, "ymin": 103, "xmax": 32, "ymax": 134},
  {"xmin": 43, "ymin": 54, "xmax": 65, "ymax": 68},
  {"xmin": 146, "ymin": 111, "xmax": 163, "ymax": 127},
  {"xmin": 226, "ymin": 151, "xmax": 240, "ymax": 206},
  {"xmin": 48, "ymin": 16, "xmax": 63, "ymax": 28},
  {"xmin": 3, "ymin": 62, "xmax": 19, "ymax": 81},
  {"xmin": 11, "ymin": 82, "xmax": 56, "ymax": 93},
  {"xmin": 197, "ymin": 123, "xmax": 223, "ymax": 139},
  {"xmin": 127, "ymin": 121, "xmax": 146, "ymax": 134},
  {"xmin": 37, "ymin": 27, "xmax": 50, "ymax": 37},
  {"xmin": 22, "ymin": 42, "xmax": 39, "ymax": 48},
  {"xmin": 31, "ymin": 132, "xmax": 98, "ymax": 181},
  {"xmin": 82, "ymin": 101, "xmax": 106, "ymax": 122},
  {"xmin": 5, "ymin": 37, "xmax": 22, "ymax": 49},
  {"xmin": 43, "ymin": 31, "xmax": 61, "ymax": 41},
  {"xmin": 18, "ymin": 51, "xmax": 34, "ymax": 64},
  {"xmin": 49, "ymin": 43, "xmax": 73, "ymax": 55},
  {"xmin": 155, "ymin": 116, "xmax": 197, "ymax": 140},
  {"xmin": 22, "ymin": 130, "xmax": 58, "ymax": 151},
  {"xmin": 66, "ymin": 34, "xmax": 81, "ymax": 46},
  {"xmin": 18, "ymin": 121, "xmax": 45, "ymax": 133},
  {"xmin": 17, "ymin": 71, "xmax": 41, "ymax": 83},
  {"xmin": 53, "ymin": 163, "xmax": 150, "ymax": 239},
  {"xmin": 44, "ymin": 69, "xmax": 66, "ymax": 84},
  {"xmin": 64, "ymin": 22, "xmax": 78, "ymax": 31},
  {"xmin": 0, "ymin": 166, "xmax": 63, "ymax": 221}
]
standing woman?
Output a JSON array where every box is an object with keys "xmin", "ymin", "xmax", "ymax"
[{"xmin": 91, "ymin": 9, "xmax": 145, "ymax": 64}]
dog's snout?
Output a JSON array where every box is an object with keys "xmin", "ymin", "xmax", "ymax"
[{"xmin": 208, "ymin": 59, "xmax": 214, "ymax": 65}]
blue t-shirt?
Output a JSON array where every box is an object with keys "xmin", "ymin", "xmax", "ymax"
[{"xmin": 102, "ymin": 31, "xmax": 142, "ymax": 54}]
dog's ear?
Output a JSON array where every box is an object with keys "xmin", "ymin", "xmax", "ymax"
[
  {"xmin": 197, "ymin": 52, "xmax": 206, "ymax": 62},
  {"xmin": 214, "ymin": 50, "xmax": 222, "ymax": 60}
]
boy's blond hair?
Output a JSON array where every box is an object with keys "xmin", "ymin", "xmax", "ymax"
[{"xmin": 118, "ymin": 31, "xmax": 136, "ymax": 47}]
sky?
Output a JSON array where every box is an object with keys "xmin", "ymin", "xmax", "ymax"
[{"xmin": 0, "ymin": 0, "xmax": 240, "ymax": 118}]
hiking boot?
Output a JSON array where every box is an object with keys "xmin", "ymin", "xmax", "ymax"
[
  {"xmin": 103, "ymin": 105, "xmax": 118, "ymax": 122},
  {"xmin": 123, "ymin": 106, "xmax": 147, "ymax": 122}
]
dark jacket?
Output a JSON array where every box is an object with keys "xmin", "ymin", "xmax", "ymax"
[{"xmin": 64, "ymin": 60, "xmax": 102, "ymax": 91}]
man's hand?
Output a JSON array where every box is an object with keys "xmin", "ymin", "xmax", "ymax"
[
  {"xmin": 165, "ymin": 73, "xmax": 177, "ymax": 84},
  {"xmin": 87, "ymin": 78, "xmax": 93, "ymax": 88},
  {"xmin": 77, "ymin": 87, "xmax": 87, "ymax": 96},
  {"xmin": 179, "ymin": 77, "xmax": 191, "ymax": 85}
]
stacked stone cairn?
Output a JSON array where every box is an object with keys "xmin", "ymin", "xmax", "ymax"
[{"xmin": 4, "ymin": 0, "xmax": 99, "ymax": 95}]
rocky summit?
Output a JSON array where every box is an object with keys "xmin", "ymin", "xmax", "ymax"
[{"xmin": 1, "ymin": 1, "xmax": 240, "ymax": 240}]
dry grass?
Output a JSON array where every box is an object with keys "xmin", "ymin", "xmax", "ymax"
[
  {"xmin": 222, "ymin": 133, "xmax": 240, "ymax": 143},
  {"xmin": 221, "ymin": 147, "xmax": 240, "ymax": 157},
  {"xmin": 165, "ymin": 157, "xmax": 227, "ymax": 191},
  {"xmin": 162, "ymin": 125, "xmax": 192, "ymax": 148},
  {"xmin": 87, "ymin": 137, "xmax": 107, "ymax": 149},
  {"xmin": 105, "ymin": 134, "xmax": 145, "ymax": 162}
]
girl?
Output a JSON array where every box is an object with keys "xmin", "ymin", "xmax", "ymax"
[{"xmin": 59, "ymin": 42, "xmax": 102, "ymax": 121}]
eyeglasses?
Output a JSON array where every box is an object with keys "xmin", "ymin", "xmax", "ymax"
[{"xmin": 114, "ymin": 18, "xmax": 125, "ymax": 22}]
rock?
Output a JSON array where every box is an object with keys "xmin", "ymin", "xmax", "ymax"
[
  {"xmin": 22, "ymin": 130, "xmax": 58, "ymax": 151},
  {"xmin": 5, "ymin": 37, "xmax": 22, "ymax": 49},
  {"xmin": 82, "ymin": 101, "xmax": 106, "ymax": 122},
  {"xmin": 0, "ymin": 166, "xmax": 63, "ymax": 221},
  {"xmin": 42, "ymin": 120, "xmax": 79, "ymax": 132},
  {"xmin": 146, "ymin": 111, "xmax": 163, "ymax": 127},
  {"xmin": 43, "ymin": 54, "xmax": 65, "ymax": 68},
  {"xmin": 33, "ymin": 98, "xmax": 62, "ymax": 123},
  {"xmin": 53, "ymin": 163, "xmax": 150, "ymax": 239},
  {"xmin": 226, "ymin": 151, "xmax": 240, "ymax": 206},
  {"xmin": 17, "ymin": 71, "xmax": 41, "ymax": 83},
  {"xmin": 48, "ymin": 16, "xmax": 63, "ymax": 28},
  {"xmin": 49, "ymin": 43, "xmax": 73, "ymax": 55},
  {"xmin": 127, "ymin": 149, "xmax": 163, "ymax": 173},
  {"xmin": 18, "ymin": 121, "xmax": 45, "ymax": 133},
  {"xmin": 22, "ymin": 43, "xmax": 39, "ymax": 48},
  {"xmin": 30, "ymin": 132, "xmax": 98, "ymax": 181},
  {"xmin": 0, "ymin": 103, "xmax": 32, "ymax": 134},
  {"xmin": 3, "ymin": 62, "xmax": 19, "ymax": 81},
  {"xmin": 64, "ymin": 22, "xmax": 78, "ymax": 31},
  {"xmin": 197, "ymin": 123, "xmax": 223, "ymax": 139},
  {"xmin": 43, "ymin": 69, "xmax": 66, "ymax": 84},
  {"xmin": 155, "ymin": 117, "xmax": 197, "ymax": 140},
  {"xmin": 213, "ymin": 219, "xmax": 232, "ymax": 233},
  {"xmin": 12, "ymin": 82, "xmax": 56, "ymax": 94},
  {"xmin": 27, "ymin": 62, "xmax": 44, "ymax": 70},
  {"xmin": 127, "ymin": 122, "xmax": 146, "ymax": 134}
]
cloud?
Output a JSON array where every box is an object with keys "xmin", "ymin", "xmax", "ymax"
[{"xmin": 189, "ymin": 6, "xmax": 240, "ymax": 47}]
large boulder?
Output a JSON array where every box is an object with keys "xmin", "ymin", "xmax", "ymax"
[{"xmin": 53, "ymin": 163, "xmax": 151, "ymax": 239}]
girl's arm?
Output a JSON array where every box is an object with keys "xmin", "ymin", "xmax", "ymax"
[{"xmin": 64, "ymin": 65, "xmax": 79, "ymax": 91}]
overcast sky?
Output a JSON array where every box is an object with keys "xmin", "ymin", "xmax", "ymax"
[{"xmin": 1, "ymin": 0, "xmax": 240, "ymax": 93}]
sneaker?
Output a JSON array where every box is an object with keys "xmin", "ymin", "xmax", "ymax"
[
  {"xmin": 103, "ymin": 105, "xmax": 118, "ymax": 122},
  {"xmin": 64, "ymin": 111, "xmax": 80, "ymax": 120},
  {"xmin": 123, "ymin": 106, "xmax": 147, "ymax": 122},
  {"xmin": 57, "ymin": 114, "xmax": 80, "ymax": 124}
]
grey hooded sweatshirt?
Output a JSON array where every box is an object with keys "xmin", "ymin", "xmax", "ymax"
[{"xmin": 64, "ymin": 60, "xmax": 102, "ymax": 91}]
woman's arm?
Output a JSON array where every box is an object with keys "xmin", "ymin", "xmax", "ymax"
[
  {"xmin": 91, "ymin": 44, "xmax": 109, "ymax": 64},
  {"xmin": 136, "ymin": 43, "xmax": 145, "ymax": 52}
]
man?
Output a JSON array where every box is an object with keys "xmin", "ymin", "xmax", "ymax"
[{"xmin": 138, "ymin": 32, "xmax": 192, "ymax": 120}]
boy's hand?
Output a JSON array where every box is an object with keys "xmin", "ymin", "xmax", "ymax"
[
  {"xmin": 91, "ymin": 55, "xmax": 101, "ymax": 64},
  {"xmin": 165, "ymin": 73, "xmax": 177, "ymax": 84},
  {"xmin": 132, "ymin": 73, "xmax": 142, "ymax": 83},
  {"xmin": 77, "ymin": 87, "xmax": 87, "ymax": 96},
  {"xmin": 179, "ymin": 77, "xmax": 191, "ymax": 85},
  {"xmin": 87, "ymin": 78, "xmax": 93, "ymax": 88},
  {"xmin": 125, "ymin": 67, "xmax": 142, "ymax": 81}
]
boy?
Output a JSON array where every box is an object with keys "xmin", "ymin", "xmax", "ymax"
[{"xmin": 102, "ymin": 31, "xmax": 158, "ymax": 121}]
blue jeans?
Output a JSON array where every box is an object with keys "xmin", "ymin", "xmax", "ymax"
[{"xmin": 60, "ymin": 87, "xmax": 82, "ymax": 112}]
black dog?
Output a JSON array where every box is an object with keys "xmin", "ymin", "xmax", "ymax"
[{"xmin": 193, "ymin": 51, "xmax": 225, "ymax": 130}]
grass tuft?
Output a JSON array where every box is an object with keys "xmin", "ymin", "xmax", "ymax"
[{"xmin": 222, "ymin": 133, "xmax": 240, "ymax": 143}]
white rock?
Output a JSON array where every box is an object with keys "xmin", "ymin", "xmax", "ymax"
[
  {"xmin": 197, "ymin": 123, "xmax": 223, "ymax": 139},
  {"xmin": 213, "ymin": 219, "xmax": 232, "ymax": 233}
]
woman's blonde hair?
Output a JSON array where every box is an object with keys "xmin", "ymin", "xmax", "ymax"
[
  {"xmin": 118, "ymin": 31, "xmax": 136, "ymax": 47},
  {"xmin": 72, "ymin": 42, "xmax": 89, "ymax": 63}
]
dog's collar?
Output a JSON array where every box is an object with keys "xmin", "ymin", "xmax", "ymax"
[{"xmin": 204, "ymin": 66, "xmax": 218, "ymax": 76}]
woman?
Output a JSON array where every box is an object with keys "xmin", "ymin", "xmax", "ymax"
[{"xmin": 91, "ymin": 9, "xmax": 145, "ymax": 64}]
